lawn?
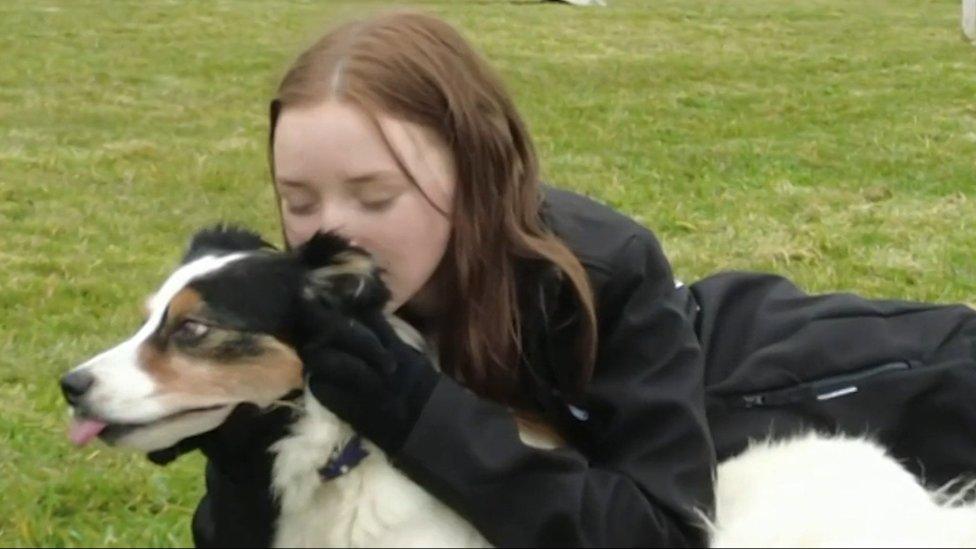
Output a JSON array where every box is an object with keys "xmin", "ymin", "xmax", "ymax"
[{"xmin": 1, "ymin": 0, "xmax": 974, "ymax": 546}]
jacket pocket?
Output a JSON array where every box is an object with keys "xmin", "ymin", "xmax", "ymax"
[{"xmin": 734, "ymin": 360, "xmax": 918, "ymax": 409}]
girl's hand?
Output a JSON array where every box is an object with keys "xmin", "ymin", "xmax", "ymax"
[{"xmin": 297, "ymin": 306, "xmax": 440, "ymax": 455}]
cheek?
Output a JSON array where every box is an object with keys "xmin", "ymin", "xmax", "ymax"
[
  {"xmin": 282, "ymin": 210, "xmax": 321, "ymax": 248},
  {"xmin": 141, "ymin": 338, "xmax": 304, "ymax": 407},
  {"xmin": 364, "ymin": 197, "xmax": 452, "ymax": 304}
]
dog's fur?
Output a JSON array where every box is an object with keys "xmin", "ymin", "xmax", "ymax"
[
  {"xmin": 709, "ymin": 432, "xmax": 976, "ymax": 547},
  {"xmin": 63, "ymin": 226, "xmax": 976, "ymax": 547}
]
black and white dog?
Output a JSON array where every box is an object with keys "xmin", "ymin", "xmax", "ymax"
[{"xmin": 61, "ymin": 226, "xmax": 976, "ymax": 547}]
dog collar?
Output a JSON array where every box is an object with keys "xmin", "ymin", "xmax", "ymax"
[{"xmin": 318, "ymin": 434, "xmax": 369, "ymax": 481}]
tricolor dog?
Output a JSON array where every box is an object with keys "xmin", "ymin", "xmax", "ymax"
[{"xmin": 61, "ymin": 226, "xmax": 490, "ymax": 547}]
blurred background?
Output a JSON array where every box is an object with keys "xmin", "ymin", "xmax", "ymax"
[{"xmin": 1, "ymin": 0, "xmax": 974, "ymax": 545}]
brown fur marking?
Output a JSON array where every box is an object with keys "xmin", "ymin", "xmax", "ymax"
[{"xmin": 138, "ymin": 287, "xmax": 303, "ymax": 407}]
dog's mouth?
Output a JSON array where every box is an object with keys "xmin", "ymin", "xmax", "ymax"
[{"xmin": 68, "ymin": 404, "xmax": 227, "ymax": 447}]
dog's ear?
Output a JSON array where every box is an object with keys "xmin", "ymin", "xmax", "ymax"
[
  {"xmin": 297, "ymin": 232, "xmax": 391, "ymax": 312},
  {"xmin": 183, "ymin": 224, "xmax": 274, "ymax": 264}
]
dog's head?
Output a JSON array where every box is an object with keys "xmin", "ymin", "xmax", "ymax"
[{"xmin": 60, "ymin": 225, "xmax": 388, "ymax": 452}]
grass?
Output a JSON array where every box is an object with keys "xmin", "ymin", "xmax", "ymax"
[{"xmin": 1, "ymin": 0, "xmax": 974, "ymax": 546}]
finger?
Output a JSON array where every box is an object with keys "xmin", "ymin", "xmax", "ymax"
[
  {"xmin": 359, "ymin": 310, "xmax": 403, "ymax": 348},
  {"xmin": 302, "ymin": 382, "xmax": 364, "ymax": 425},
  {"xmin": 357, "ymin": 312, "xmax": 427, "ymax": 367},
  {"xmin": 298, "ymin": 306, "xmax": 350, "ymax": 342},
  {"xmin": 302, "ymin": 300, "xmax": 386, "ymax": 351},
  {"xmin": 302, "ymin": 347, "xmax": 383, "ymax": 392},
  {"xmin": 316, "ymin": 321, "xmax": 395, "ymax": 375}
]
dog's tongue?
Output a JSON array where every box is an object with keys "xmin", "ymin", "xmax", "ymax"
[{"xmin": 69, "ymin": 418, "xmax": 108, "ymax": 446}]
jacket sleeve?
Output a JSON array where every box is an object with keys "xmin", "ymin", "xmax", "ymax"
[{"xmin": 392, "ymin": 232, "xmax": 717, "ymax": 547}]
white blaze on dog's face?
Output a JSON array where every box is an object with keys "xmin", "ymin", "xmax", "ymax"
[
  {"xmin": 62, "ymin": 227, "xmax": 387, "ymax": 453},
  {"xmin": 64, "ymin": 252, "xmax": 302, "ymax": 451}
]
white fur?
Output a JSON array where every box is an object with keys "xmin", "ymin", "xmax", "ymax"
[
  {"xmin": 270, "ymin": 393, "xmax": 489, "ymax": 548},
  {"xmin": 113, "ymin": 406, "xmax": 234, "ymax": 451},
  {"xmin": 268, "ymin": 317, "xmax": 489, "ymax": 548},
  {"xmin": 710, "ymin": 433, "xmax": 976, "ymax": 547},
  {"xmin": 270, "ymin": 411, "xmax": 976, "ymax": 547},
  {"xmin": 66, "ymin": 253, "xmax": 248, "ymax": 446}
]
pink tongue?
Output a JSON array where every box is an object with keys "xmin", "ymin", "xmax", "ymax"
[{"xmin": 69, "ymin": 418, "xmax": 108, "ymax": 446}]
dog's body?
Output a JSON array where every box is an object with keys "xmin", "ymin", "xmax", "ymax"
[
  {"xmin": 710, "ymin": 433, "xmax": 976, "ymax": 548},
  {"xmin": 61, "ymin": 226, "xmax": 976, "ymax": 548},
  {"xmin": 268, "ymin": 313, "xmax": 489, "ymax": 547},
  {"xmin": 270, "ymin": 392, "xmax": 488, "ymax": 548}
]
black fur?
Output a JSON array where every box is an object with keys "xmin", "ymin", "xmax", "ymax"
[
  {"xmin": 183, "ymin": 224, "xmax": 275, "ymax": 264},
  {"xmin": 296, "ymin": 232, "xmax": 360, "ymax": 269},
  {"xmin": 179, "ymin": 227, "xmax": 390, "ymax": 346},
  {"xmin": 145, "ymin": 226, "xmax": 396, "ymax": 469},
  {"xmin": 297, "ymin": 232, "xmax": 391, "ymax": 313}
]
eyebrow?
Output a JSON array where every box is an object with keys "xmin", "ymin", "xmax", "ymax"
[
  {"xmin": 276, "ymin": 178, "xmax": 311, "ymax": 189},
  {"xmin": 275, "ymin": 170, "xmax": 401, "ymax": 190},
  {"xmin": 344, "ymin": 169, "xmax": 400, "ymax": 185}
]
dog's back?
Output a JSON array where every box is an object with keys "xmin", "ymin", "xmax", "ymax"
[{"xmin": 710, "ymin": 433, "xmax": 976, "ymax": 548}]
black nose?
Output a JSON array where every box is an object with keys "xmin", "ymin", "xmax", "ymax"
[{"xmin": 60, "ymin": 370, "xmax": 95, "ymax": 405}]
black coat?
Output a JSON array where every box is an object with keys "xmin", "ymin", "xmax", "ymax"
[{"xmin": 192, "ymin": 187, "xmax": 976, "ymax": 548}]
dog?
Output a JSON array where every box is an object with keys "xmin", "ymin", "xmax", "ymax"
[
  {"xmin": 60, "ymin": 225, "xmax": 493, "ymax": 547},
  {"xmin": 61, "ymin": 225, "xmax": 976, "ymax": 547}
]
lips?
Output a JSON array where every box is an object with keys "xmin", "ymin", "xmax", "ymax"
[{"xmin": 66, "ymin": 404, "xmax": 226, "ymax": 447}]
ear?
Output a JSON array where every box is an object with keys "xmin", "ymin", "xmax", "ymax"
[
  {"xmin": 183, "ymin": 224, "xmax": 274, "ymax": 264},
  {"xmin": 297, "ymin": 232, "xmax": 391, "ymax": 313}
]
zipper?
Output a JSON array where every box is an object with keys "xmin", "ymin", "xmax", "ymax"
[{"xmin": 737, "ymin": 360, "xmax": 915, "ymax": 409}]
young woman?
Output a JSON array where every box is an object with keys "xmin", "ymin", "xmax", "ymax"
[{"xmin": 166, "ymin": 11, "xmax": 976, "ymax": 548}]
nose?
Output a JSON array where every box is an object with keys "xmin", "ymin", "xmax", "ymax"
[
  {"xmin": 319, "ymin": 203, "xmax": 355, "ymax": 240},
  {"xmin": 60, "ymin": 370, "xmax": 95, "ymax": 405}
]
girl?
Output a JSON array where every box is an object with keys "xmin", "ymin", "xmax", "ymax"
[{"xmin": 168, "ymin": 10, "xmax": 976, "ymax": 547}]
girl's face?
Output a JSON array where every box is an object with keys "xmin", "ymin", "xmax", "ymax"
[{"xmin": 273, "ymin": 101, "xmax": 455, "ymax": 312}]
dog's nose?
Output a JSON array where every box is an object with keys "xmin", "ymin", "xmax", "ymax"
[{"xmin": 60, "ymin": 370, "xmax": 95, "ymax": 405}]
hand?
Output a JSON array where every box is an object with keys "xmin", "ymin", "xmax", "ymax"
[
  {"xmin": 297, "ymin": 306, "xmax": 440, "ymax": 455},
  {"xmin": 147, "ymin": 401, "xmax": 295, "ymax": 482}
]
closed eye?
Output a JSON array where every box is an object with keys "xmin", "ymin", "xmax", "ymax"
[
  {"xmin": 284, "ymin": 200, "xmax": 319, "ymax": 216},
  {"xmin": 361, "ymin": 196, "xmax": 396, "ymax": 212}
]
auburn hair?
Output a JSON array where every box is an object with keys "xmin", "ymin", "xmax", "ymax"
[{"xmin": 268, "ymin": 10, "xmax": 597, "ymax": 406}]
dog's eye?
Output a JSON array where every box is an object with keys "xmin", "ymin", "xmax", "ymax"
[{"xmin": 173, "ymin": 319, "xmax": 210, "ymax": 342}]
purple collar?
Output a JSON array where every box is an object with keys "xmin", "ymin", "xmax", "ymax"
[{"xmin": 318, "ymin": 435, "xmax": 370, "ymax": 481}]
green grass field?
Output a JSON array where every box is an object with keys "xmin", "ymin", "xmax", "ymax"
[{"xmin": 1, "ymin": 0, "xmax": 974, "ymax": 546}]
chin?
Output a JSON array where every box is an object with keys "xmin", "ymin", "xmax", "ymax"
[{"xmin": 102, "ymin": 406, "xmax": 236, "ymax": 452}]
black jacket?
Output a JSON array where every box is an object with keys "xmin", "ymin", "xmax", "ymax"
[
  {"xmin": 192, "ymin": 187, "xmax": 976, "ymax": 547},
  {"xmin": 193, "ymin": 187, "xmax": 716, "ymax": 547}
]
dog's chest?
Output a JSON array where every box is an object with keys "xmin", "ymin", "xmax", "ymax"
[{"xmin": 269, "ymin": 398, "xmax": 489, "ymax": 548}]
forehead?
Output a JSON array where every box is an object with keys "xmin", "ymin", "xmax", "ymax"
[
  {"xmin": 145, "ymin": 251, "xmax": 302, "ymax": 334},
  {"xmin": 272, "ymin": 101, "xmax": 455, "ymax": 197},
  {"xmin": 273, "ymin": 101, "xmax": 399, "ymax": 183},
  {"xmin": 133, "ymin": 253, "xmax": 251, "ymax": 345},
  {"xmin": 147, "ymin": 253, "xmax": 250, "ymax": 315},
  {"xmin": 185, "ymin": 253, "xmax": 303, "ymax": 333}
]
